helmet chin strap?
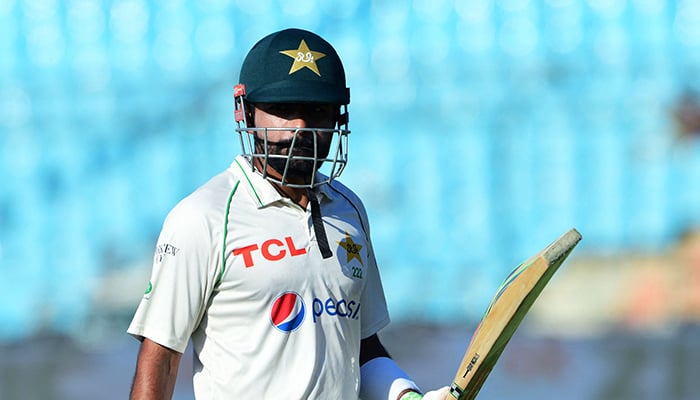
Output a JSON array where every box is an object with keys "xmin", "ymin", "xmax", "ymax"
[{"xmin": 307, "ymin": 188, "xmax": 333, "ymax": 259}]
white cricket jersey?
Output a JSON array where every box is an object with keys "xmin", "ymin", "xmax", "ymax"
[{"xmin": 127, "ymin": 156, "xmax": 390, "ymax": 399}]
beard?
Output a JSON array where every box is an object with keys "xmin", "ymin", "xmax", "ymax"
[{"xmin": 255, "ymin": 132, "xmax": 332, "ymax": 183}]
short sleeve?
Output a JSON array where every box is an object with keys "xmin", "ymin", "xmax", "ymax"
[
  {"xmin": 127, "ymin": 201, "xmax": 219, "ymax": 353},
  {"xmin": 358, "ymin": 231, "xmax": 391, "ymax": 339}
]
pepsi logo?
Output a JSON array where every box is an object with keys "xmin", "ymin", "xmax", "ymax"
[{"xmin": 270, "ymin": 292, "xmax": 306, "ymax": 333}]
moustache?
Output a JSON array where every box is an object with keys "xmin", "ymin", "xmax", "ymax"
[{"xmin": 256, "ymin": 134, "xmax": 332, "ymax": 157}]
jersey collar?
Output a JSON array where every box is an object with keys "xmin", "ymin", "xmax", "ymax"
[
  {"xmin": 231, "ymin": 156, "xmax": 337, "ymax": 208},
  {"xmin": 231, "ymin": 156, "xmax": 283, "ymax": 208}
]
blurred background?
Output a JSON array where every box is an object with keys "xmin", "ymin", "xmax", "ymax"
[{"xmin": 1, "ymin": 0, "xmax": 700, "ymax": 398}]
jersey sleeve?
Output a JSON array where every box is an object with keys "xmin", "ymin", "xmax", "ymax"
[
  {"xmin": 359, "ymin": 237, "xmax": 391, "ymax": 339},
  {"xmin": 345, "ymin": 191, "xmax": 391, "ymax": 339},
  {"xmin": 127, "ymin": 200, "xmax": 219, "ymax": 353}
]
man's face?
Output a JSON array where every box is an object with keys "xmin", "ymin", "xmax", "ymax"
[{"xmin": 252, "ymin": 103, "xmax": 338, "ymax": 184}]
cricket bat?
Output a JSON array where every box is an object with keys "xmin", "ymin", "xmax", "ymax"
[{"xmin": 448, "ymin": 228, "xmax": 582, "ymax": 399}]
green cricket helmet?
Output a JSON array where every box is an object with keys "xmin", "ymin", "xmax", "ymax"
[{"xmin": 234, "ymin": 28, "xmax": 351, "ymax": 188}]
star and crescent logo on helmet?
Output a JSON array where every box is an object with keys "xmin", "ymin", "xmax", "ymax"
[{"xmin": 279, "ymin": 39, "xmax": 326, "ymax": 76}]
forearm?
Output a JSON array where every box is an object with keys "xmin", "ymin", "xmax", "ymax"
[
  {"xmin": 130, "ymin": 364, "xmax": 178, "ymax": 400},
  {"xmin": 130, "ymin": 338, "xmax": 182, "ymax": 400}
]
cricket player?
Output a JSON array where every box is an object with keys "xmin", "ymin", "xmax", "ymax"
[{"xmin": 127, "ymin": 28, "xmax": 449, "ymax": 400}]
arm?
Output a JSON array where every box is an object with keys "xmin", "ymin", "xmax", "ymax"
[
  {"xmin": 130, "ymin": 338, "xmax": 183, "ymax": 400},
  {"xmin": 360, "ymin": 334, "xmax": 417, "ymax": 399},
  {"xmin": 360, "ymin": 334, "xmax": 449, "ymax": 400},
  {"xmin": 360, "ymin": 333, "xmax": 391, "ymax": 365}
]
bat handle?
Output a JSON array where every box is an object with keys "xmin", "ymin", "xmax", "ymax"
[{"xmin": 448, "ymin": 382, "xmax": 463, "ymax": 399}]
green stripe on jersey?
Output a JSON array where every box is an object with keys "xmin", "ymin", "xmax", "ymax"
[
  {"xmin": 217, "ymin": 180, "xmax": 240, "ymax": 288},
  {"xmin": 234, "ymin": 158, "xmax": 263, "ymax": 207}
]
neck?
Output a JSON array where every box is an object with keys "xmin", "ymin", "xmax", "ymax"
[
  {"xmin": 254, "ymin": 159, "xmax": 311, "ymax": 208},
  {"xmin": 271, "ymin": 181, "xmax": 309, "ymax": 209}
]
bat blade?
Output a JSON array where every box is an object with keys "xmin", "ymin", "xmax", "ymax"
[{"xmin": 449, "ymin": 228, "xmax": 582, "ymax": 400}]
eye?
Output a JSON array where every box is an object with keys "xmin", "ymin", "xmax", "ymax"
[
  {"xmin": 311, "ymin": 104, "xmax": 336, "ymax": 118},
  {"xmin": 257, "ymin": 103, "xmax": 290, "ymax": 115},
  {"xmin": 270, "ymin": 104, "xmax": 290, "ymax": 113}
]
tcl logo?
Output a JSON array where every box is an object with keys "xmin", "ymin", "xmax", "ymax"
[{"xmin": 233, "ymin": 236, "xmax": 307, "ymax": 268}]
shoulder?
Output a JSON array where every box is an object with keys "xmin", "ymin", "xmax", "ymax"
[
  {"xmin": 326, "ymin": 179, "xmax": 366, "ymax": 212},
  {"xmin": 164, "ymin": 170, "xmax": 242, "ymax": 232},
  {"xmin": 324, "ymin": 179, "xmax": 373, "ymax": 237}
]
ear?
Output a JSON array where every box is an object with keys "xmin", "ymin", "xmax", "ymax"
[{"xmin": 246, "ymin": 101, "xmax": 256, "ymax": 127}]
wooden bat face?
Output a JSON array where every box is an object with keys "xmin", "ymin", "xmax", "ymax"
[{"xmin": 449, "ymin": 228, "xmax": 582, "ymax": 400}]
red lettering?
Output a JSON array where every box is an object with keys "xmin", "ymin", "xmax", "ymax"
[
  {"xmin": 232, "ymin": 244, "xmax": 259, "ymax": 268},
  {"xmin": 233, "ymin": 237, "xmax": 306, "ymax": 268},
  {"xmin": 261, "ymin": 239, "xmax": 286, "ymax": 261},
  {"xmin": 285, "ymin": 236, "xmax": 307, "ymax": 256}
]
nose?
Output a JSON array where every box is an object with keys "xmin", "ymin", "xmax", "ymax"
[
  {"xmin": 287, "ymin": 115, "xmax": 309, "ymax": 129},
  {"xmin": 285, "ymin": 104, "xmax": 327, "ymax": 130}
]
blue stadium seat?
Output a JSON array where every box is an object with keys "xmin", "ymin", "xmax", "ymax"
[{"xmin": 2, "ymin": 0, "xmax": 700, "ymax": 337}]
